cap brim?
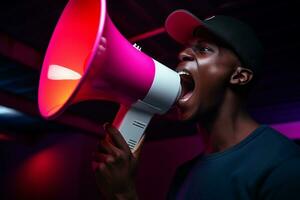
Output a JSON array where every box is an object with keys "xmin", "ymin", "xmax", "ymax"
[{"xmin": 165, "ymin": 10, "xmax": 206, "ymax": 45}]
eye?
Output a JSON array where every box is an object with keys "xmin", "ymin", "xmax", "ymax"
[
  {"xmin": 197, "ymin": 46, "xmax": 213, "ymax": 52},
  {"xmin": 194, "ymin": 45, "xmax": 213, "ymax": 53}
]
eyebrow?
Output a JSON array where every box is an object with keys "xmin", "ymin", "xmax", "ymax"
[
  {"xmin": 189, "ymin": 38, "xmax": 216, "ymax": 45},
  {"xmin": 188, "ymin": 40, "xmax": 217, "ymax": 50}
]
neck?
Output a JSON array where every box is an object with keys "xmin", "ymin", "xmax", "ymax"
[{"xmin": 198, "ymin": 89, "xmax": 259, "ymax": 155}]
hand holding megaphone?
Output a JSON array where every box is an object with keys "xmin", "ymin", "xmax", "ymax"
[{"xmin": 92, "ymin": 123, "xmax": 141, "ymax": 199}]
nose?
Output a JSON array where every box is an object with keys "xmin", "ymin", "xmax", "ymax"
[{"xmin": 178, "ymin": 48, "xmax": 195, "ymax": 62}]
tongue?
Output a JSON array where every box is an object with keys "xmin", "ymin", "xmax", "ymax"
[
  {"xmin": 182, "ymin": 91, "xmax": 193, "ymax": 101},
  {"xmin": 180, "ymin": 83, "xmax": 190, "ymax": 98}
]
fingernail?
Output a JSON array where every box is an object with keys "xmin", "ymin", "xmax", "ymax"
[{"xmin": 103, "ymin": 122, "xmax": 109, "ymax": 131}]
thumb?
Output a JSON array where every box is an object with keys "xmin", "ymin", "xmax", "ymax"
[{"xmin": 132, "ymin": 134, "xmax": 145, "ymax": 159}]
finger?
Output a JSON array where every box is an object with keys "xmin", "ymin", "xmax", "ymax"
[
  {"xmin": 99, "ymin": 140, "xmax": 124, "ymax": 160},
  {"xmin": 97, "ymin": 139, "xmax": 115, "ymax": 154},
  {"xmin": 100, "ymin": 37, "xmax": 107, "ymax": 46},
  {"xmin": 92, "ymin": 160, "xmax": 108, "ymax": 172},
  {"xmin": 92, "ymin": 152, "xmax": 114, "ymax": 163},
  {"xmin": 97, "ymin": 139, "xmax": 108, "ymax": 153},
  {"xmin": 93, "ymin": 161, "xmax": 110, "ymax": 183},
  {"xmin": 98, "ymin": 45, "xmax": 105, "ymax": 52},
  {"xmin": 104, "ymin": 123, "xmax": 131, "ymax": 154},
  {"xmin": 132, "ymin": 134, "xmax": 146, "ymax": 159}
]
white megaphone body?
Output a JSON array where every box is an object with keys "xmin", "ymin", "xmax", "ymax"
[{"xmin": 38, "ymin": 0, "xmax": 181, "ymax": 152}]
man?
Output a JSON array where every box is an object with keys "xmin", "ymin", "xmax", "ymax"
[{"xmin": 92, "ymin": 10, "xmax": 300, "ymax": 199}]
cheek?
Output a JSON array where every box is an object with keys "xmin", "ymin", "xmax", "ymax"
[
  {"xmin": 207, "ymin": 68, "xmax": 229, "ymax": 96},
  {"xmin": 199, "ymin": 56, "xmax": 232, "ymax": 88},
  {"xmin": 196, "ymin": 64, "xmax": 230, "ymax": 106},
  {"xmin": 197, "ymin": 64, "xmax": 226, "ymax": 91},
  {"xmin": 196, "ymin": 55, "xmax": 225, "ymax": 79},
  {"xmin": 207, "ymin": 64, "xmax": 219, "ymax": 74}
]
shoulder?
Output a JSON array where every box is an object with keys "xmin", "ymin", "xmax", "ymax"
[
  {"xmin": 257, "ymin": 126, "xmax": 300, "ymax": 199},
  {"xmin": 259, "ymin": 156, "xmax": 300, "ymax": 200},
  {"xmin": 254, "ymin": 126, "xmax": 300, "ymax": 160}
]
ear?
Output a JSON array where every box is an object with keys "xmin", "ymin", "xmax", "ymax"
[{"xmin": 230, "ymin": 67, "xmax": 253, "ymax": 86}]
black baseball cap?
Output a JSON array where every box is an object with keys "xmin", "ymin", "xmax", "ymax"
[{"xmin": 165, "ymin": 9, "xmax": 264, "ymax": 74}]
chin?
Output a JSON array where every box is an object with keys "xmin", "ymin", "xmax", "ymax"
[{"xmin": 177, "ymin": 106, "xmax": 199, "ymax": 122}]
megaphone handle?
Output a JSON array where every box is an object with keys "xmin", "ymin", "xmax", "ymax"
[{"xmin": 113, "ymin": 105, "xmax": 153, "ymax": 153}]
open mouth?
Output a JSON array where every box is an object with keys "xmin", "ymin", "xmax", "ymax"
[{"xmin": 178, "ymin": 70, "xmax": 195, "ymax": 102}]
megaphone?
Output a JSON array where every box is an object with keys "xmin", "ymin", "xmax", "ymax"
[{"xmin": 38, "ymin": 0, "xmax": 181, "ymax": 152}]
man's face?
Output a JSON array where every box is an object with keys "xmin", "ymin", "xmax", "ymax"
[{"xmin": 176, "ymin": 35, "xmax": 240, "ymax": 121}]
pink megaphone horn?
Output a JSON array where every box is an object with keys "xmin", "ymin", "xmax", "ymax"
[{"xmin": 38, "ymin": 0, "xmax": 181, "ymax": 152}]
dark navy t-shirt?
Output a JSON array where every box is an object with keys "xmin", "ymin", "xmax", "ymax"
[{"xmin": 167, "ymin": 125, "xmax": 300, "ymax": 200}]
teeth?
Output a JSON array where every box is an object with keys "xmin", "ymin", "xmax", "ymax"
[{"xmin": 178, "ymin": 71, "xmax": 191, "ymax": 76}]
